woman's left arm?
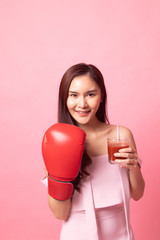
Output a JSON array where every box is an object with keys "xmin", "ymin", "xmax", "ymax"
[
  {"xmin": 114, "ymin": 127, "xmax": 145, "ymax": 201},
  {"xmin": 128, "ymin": 159, "xmax": 145, "ymax": 201}
]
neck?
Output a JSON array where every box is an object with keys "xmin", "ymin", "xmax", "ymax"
[{"xmin": 77, "ymin": 117, "xmax": 103, "ymax": 133}]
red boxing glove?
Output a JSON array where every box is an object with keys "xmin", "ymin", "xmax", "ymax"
[{"xmin": 42, "ymin": 123, "xmax": 86, "ymax": 200}]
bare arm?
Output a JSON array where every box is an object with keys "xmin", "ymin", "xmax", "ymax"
[
  {"xmin": 128, "ymin": 160, "xmax": 145, "ymax": 201},
  {"xmin": 48, "ymin": 195, "xmax": 71, "ymax": 220},
  {"xmin": 114, "ymin": 127, "xmax": 145, "ymax": 201}
]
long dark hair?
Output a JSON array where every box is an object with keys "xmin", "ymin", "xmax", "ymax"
[{"xmin": 58, "ymin": 63, "xmax": 109, "ymax": 191}]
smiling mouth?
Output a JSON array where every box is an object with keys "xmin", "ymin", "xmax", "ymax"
[{"xmin": 75, "ymin": 110, "xmax": 90, "ymax": 114}]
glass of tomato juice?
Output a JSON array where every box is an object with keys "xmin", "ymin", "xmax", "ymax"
[{"xmin": 107, "ymin": 138, "xmax": 129, "ymax": 164}]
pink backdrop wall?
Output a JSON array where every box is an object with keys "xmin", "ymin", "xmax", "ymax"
[{"xmin": 0, "ymin": 1, "xmax": 160, "ymax": 239}]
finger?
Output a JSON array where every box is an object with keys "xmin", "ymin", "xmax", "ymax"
[
  {"xmin": 119, "ymin": 147, "xmax": 136, "ymax": 153},
  {"xmin": 117, "ymin": 159, "xmax": 139, "ymax": 171},
  {"xmin": 114, "ymin": 152, "xmax": 136, "ymax": 159},
  {"xmin": 120, "ymin": 162, "xmax": 139, "ymax": 170},
  {"xmin": 115, "ymin": 158, "xmax": 138, "ymax": 165}
]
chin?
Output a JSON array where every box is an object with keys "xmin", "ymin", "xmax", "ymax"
[{"xmin": 74, "ymin": 118, "xmax": 89, "ymax": 125}]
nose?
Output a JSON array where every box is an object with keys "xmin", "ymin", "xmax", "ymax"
[{"xmin": 78, "ymin": 96, "xmax": 87, "ymax": 108}]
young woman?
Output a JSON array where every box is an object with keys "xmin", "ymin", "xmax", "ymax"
[{"xmin": 42, "ymin": 63, "xmax": 145, "ymax": 240}]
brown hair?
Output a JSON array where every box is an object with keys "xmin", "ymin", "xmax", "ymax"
[{"xmin": 58, "ymin": 63, "xmax": 109, "ymax": 191}]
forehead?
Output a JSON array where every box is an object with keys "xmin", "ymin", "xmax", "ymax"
[{"xmin": 69, "ymin": 74, "xmax": 100, "ymax": 91}]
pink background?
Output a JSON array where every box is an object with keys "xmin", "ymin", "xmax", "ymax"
[{"xmin": 0, "ymin": 1, "xmax": 160, "ymax": 239}]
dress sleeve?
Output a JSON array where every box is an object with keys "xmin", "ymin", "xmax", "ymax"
[{"xmin": 41, "ymin": 176, "xmax": 48, "ymax": 187}]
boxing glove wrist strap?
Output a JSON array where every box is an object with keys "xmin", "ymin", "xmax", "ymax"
[
  {"xmin": 48, "ymin": 173, "xmax": 75, "ymax": 200},
  {"xmin": 48, "ymin": 173, "xmax": 76, "ymax": 185}
]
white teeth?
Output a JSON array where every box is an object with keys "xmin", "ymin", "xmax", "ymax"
[{"xmin": 77, "ymin": 111, "xmax": 89, "ymax": 113}]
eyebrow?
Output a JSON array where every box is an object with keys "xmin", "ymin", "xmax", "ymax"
[{"xmin": 68, "ymin": 90, "xmax": 98, "ymax": 93}]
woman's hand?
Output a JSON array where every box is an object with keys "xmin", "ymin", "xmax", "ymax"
[
  {"xmin": 113, "ymin": 126, "xmax": 145, "ymax": 200},
  {"xmin": 114, "ymin": 147, "xmax": 139, "ymax": 171},
  {"xmin": 114, "ymin": 146, "xmax": 145, "ymax": 200}
]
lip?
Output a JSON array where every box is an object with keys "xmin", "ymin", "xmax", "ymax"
[{"xmin": 75, "ymin": 110, "xmax": 90, "ymax": 116}]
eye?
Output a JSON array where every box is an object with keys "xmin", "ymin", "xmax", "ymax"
[
  {"xmin": 87, "ymin": 93, "xmax": 95, "ymax": 97},
  {"xmin": 69, "ymin": 93, "xmax": 78, "ymax": 98}
]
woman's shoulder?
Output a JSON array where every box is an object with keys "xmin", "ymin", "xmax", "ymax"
[
  {"xmin": 118, "ymin": 125, "xmax": 133, "ymax": 138},
  {"xmin": 104, "ymin": 123, "xmax": 133, "ymax": 138}
]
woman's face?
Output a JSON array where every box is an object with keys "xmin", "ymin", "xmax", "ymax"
[{"xmin": 67, "ymin": 74, "xmax": 102, "ymax": 126}]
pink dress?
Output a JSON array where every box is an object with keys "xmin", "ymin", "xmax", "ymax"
[
  {"xmin": 41, "ymin": 154, "xmax": 142, "ymax": 239},
  {"xmin": 59, "ymin": 154, "xmax": 137, "ymax": 240}
]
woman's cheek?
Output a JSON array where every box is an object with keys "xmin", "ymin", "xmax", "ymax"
[{"xmin": 67, "ymin": 98, "xmax": 75, "ymax": 108}]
